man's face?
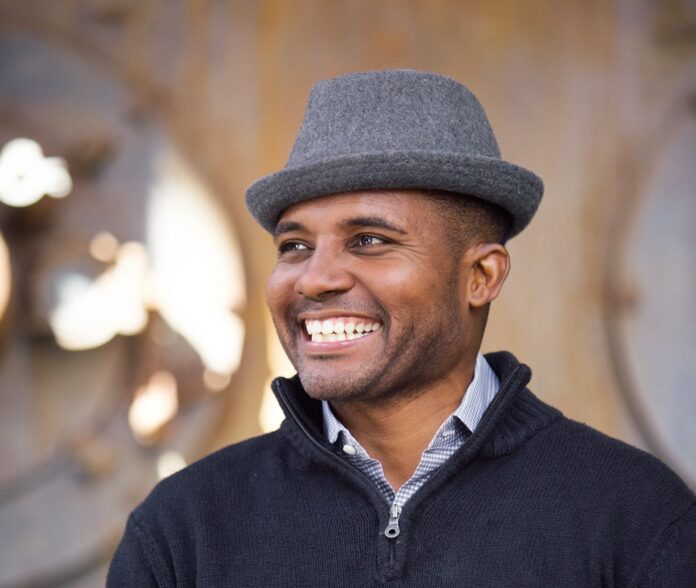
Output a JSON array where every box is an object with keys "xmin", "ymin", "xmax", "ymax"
[{"xmin": 266, "ymin": 190, "xmax": 479, "ymax": 404}]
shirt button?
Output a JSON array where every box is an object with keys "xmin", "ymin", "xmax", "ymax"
[{"xmin": 342, "ymin": 444, "xmax": 357, "ymax": 455}]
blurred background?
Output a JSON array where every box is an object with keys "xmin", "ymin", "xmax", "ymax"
[{"xmin": 0, "ymin": 0, "xmax": 694, "ymax": 585}]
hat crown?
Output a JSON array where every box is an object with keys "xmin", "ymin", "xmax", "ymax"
[
  {"xmin": 245, "ymin": 69, "xmax": 543, "ymax": 238},
  {"xmin": 287, "ymin": 70, "xmax": 501, "ymax": 166}
]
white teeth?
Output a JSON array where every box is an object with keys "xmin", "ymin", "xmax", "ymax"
[
  {"xmin": 311, "ymin": 330, "xmax": 373, "ymax": 342},
  {"xmin": 305, "ymin": 318, "xmax": 382, "ymax": 340},
  {"xmin": 305, "ymin": 320, "xmax": 323, "ymax": 335}
]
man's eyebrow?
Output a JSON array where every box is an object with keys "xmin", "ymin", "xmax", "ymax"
[
  {"xmin": 344, "ymin": 216, "xmax": 407, "ymax": 234},
  {"xmin": 273, "ymin": 221, "xmax": 306, "ymax": 237}
]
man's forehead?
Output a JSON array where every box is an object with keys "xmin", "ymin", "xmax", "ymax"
[{"xmin": 274, "ymin": 190, "xmax": 430, "ymax": 231}]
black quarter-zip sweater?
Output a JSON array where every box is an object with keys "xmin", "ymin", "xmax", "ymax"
[{"xmin": 108, "ymin": 352, "xmax": 696, "ymax": 587}]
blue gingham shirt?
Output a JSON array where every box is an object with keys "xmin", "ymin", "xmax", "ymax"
[{"xmin": 322, "ymin": 353, "xmax": 499, "ymax": 509}]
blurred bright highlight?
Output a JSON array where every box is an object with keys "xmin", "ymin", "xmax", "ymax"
[
  {"xmin": 259, "ymin": 313, "xmax": 295, "ymax": 432},
  {"xmin": 128, "ymin": 371, "xmax": 179, "ymax": 443},
  {"xmin": 146, "ymin": 147, "xmax": 245, "ymax": 378},
  {"xmin": 203, "ymin": 369, "xmax": 232, "ymax": 392},
  {"xmin": 0, "ymin": 138, "xmax": 72, "ymax": 207},
  {"xmin": 45, "ymin": 143, "xmax": 247, "ymax": 409},
  {"xmin": 157, "ymin": 450, "xmax": 187, "ymax": 480},
  {"xmin": 0, "ymin": 232, "xmax": 9, "ymax": 322},
  {"xmin": 259, "ymin": 379, "xmax": 285, "ymax": 433},
  {"xmin": 50, "ymin": 241, "xmax": 149, "ymax": 349},
  {"xmin": 89, "ymin": 231, "xmax": 120, "ymax": 263}
]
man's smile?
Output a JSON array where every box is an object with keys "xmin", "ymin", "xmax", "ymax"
[
  {"xmin": 300, "ymin": 315, "xmax": 382, "ymax": 352},
  {"xmin": 300, "ymin": 316, "xmax": 383, "ymax": 343}
]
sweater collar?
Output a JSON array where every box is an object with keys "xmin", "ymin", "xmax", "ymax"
[
  {"xmin": 272, "ymin": 351, "xmax": 561, "ymax": 461},
  {"xmin": 321, "ymin": 352, "xmax": 499, "ymax": 444}
]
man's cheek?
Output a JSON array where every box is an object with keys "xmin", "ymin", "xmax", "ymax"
[
  {"xmin": 266, "ymin": 279, "xmax": 291, "ymax": 322},
  {"xmin": 265, "ymin": 274, "xmax": 282, "ymax": 308}
]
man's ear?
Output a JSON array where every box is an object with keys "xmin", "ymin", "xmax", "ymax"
[{"xmin": 463, "ymin": 243, "xmax": 511, "ymax": 308}]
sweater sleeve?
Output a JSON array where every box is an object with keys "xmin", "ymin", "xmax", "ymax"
[
  {"xmin": 107, "ymin": 513, "xmax": 171, "ymax": 587},
  {"xmin": 630, "ymin": 501, "xmax": 696, "ymax": 588}
]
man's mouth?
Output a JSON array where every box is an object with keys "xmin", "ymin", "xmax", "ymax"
[{"xmin": 303, "ymin": 317, "xmax": 382, "ymax": 342}]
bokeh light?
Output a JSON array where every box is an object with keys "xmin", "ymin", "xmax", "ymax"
[
  {"xmin": 157, "ymin": 450, "xmax": 187, "ymax": 480},
  {"xmin": 0, "ymin": 232, "xmax": 10, "ymax": 323},
  {"xmin": 128, "ymin": 371, "xmax": 179, "ymax": 443},
  {"xmin": 0, "ymin": 138, "xmax": 72, "ymax": 207}
]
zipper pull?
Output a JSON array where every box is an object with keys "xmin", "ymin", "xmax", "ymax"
[{"xmin": 384, "ymin": 504, "xmax": 401, "ymax": 538}]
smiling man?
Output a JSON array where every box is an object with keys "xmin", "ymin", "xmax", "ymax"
[
  {"xmin": 108, "ymin": 71, "xmax": 696, "ymax": 587},
  {"xmin": 265, "ymin": 189, "xmax": 509, "ymax": 494}
]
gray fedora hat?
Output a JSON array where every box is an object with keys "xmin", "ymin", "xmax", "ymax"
[{"xmin": 245, "ymin": 69, "xmax": 543, "ymax": 238}]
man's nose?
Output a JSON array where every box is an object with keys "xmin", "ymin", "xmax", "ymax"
[{"xmin": 294, "ymin": 247, "xmax": 354, "ymax": 300}]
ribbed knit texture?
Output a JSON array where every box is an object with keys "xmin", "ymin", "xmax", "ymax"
[{"xmin": 108, "ymin": 352, "xmax": 696, "ymax": 587}]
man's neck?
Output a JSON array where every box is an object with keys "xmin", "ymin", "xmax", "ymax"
[{"xmin": 329, "ymin": 364, "xmax": 476, "ymax": 492}]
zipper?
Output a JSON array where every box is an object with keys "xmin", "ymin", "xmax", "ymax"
[
  {"xmin": 274, "ymin": 380, "xmax": 404, "ymax": 573},
  {"xmin": 273, "ymin": 365, "xmax": 525, "ymax": 574},
  {"xmin": 380, "ymin": 368, "xmax": 521, "ymax": 570},
  {"xmin": 384, "ymin": 504, "xmax": 401, "ymax": 539},
  {"xmin": 384, "ymin": 504, "xmax": 401, "ymax": 568}
]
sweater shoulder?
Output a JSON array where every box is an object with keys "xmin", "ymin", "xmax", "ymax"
[
  {"xmin": 173, "ymin": 429, "xmax": 284, "ymax": 476},
  {"xmin": 184, "ymin": 429, "xmax": 285, "ymax": 472},
  {"xmin": 553, "ymin": 416, "xmax": 679, "ymax": 471},
  {"xmin": 133, "ymin": 430, "xmax": 287, "ymax": 517},
  {"xmin": 542, "ymin": 415, "xmax": 695, "ymax": 511}
]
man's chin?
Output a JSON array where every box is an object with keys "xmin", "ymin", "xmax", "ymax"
[{"xmin": 297, "ymin": 371, "xmax": 373, "ymax": 403}]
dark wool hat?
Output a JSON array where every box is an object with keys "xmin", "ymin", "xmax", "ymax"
[{"xmin": 245, "ymin": 70, "xmax": 543, "ymax": 238}]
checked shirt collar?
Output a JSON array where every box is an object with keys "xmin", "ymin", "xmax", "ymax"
[{"xmin": 321, "ymin": 353, "xmax": 500, "ymax": 508}]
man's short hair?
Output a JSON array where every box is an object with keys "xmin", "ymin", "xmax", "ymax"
[{"xmin": 426, "ymin": 190, "xmax": 513, "ymax": 249}]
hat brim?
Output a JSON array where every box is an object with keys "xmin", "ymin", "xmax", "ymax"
[{"xmin": 245, "ymin": 151, "xmax": 543, "ymax": 238}]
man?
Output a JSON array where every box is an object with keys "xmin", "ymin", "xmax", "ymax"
[{"xmin": 108, "ymin": 70, "xmax": 696, "ymax": 586}]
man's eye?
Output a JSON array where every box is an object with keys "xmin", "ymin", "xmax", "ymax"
[
  {"xmin": 356, "ymin": 234, "xmax": 386, "ymax": 247},
  {"xmin": 278, "ymin": 241, "xmax": 310, "ymax": 254}
]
